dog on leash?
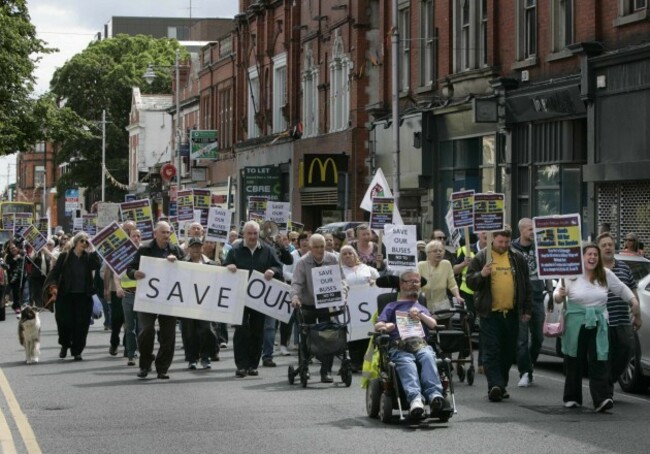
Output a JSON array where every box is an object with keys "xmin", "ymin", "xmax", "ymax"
[{"xmin": 18, "ymin": 306, "xmax": 41, "ymax": 365}]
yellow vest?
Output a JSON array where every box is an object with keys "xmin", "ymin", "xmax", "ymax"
[
  {"xmin": 120, "ymin": 273, "xmax": 137, "ymax": 291},
  {"xmin": 457, "ymin": 246, "xmax": 475, "ymax": 295}
]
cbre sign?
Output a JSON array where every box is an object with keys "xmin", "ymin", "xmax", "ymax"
[
  {"xmin": 243, "ymin": 166, "xmax": 283, "ymax": 201},
  {"xmin": 304, "ymin": 154, "xmax": 348, "ymax": 188}
]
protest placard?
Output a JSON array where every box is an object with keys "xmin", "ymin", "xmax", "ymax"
[
  {"xmin": 2, "ymin": 214, "xmax": 14, "ymax": 232},
  {"xmin": 312, "ymin": 265, "xmax": 344, "ymax": 308},
  {"xmin": 97, "ymin": 202, "xmax": 121, "ymax": 228},
  {"xmin": 244, "ymin": 270, "xmax": 292, "ymax": 323},
  {"xmin": 37, "ymin": 218, "xmax": 49, "ymax": 234},
  {"xmin": 474, "ymin": 193, "xmax": 505, "ymax": 232},
  {"xmin": 265, "ymin": 201, "xmax": 290, "ymax": 233},
  {"xmin": 383, "ymin": 224, "xmax": 418, "ymax": 271},
  {"xmin": 533, "ymin": 214, "xmax": 583, "ymax": 279},
  {"xmin": 249, "ymin": 196, "xmax": 268, "ymax": 217},
  {"xmin": 370, "ymin": 197, "xmax": 394, "ymax": 230},
  {"xmin": 335, "ymin": 284, "xmax": 391, "ymax": 341},
  {"xmin": 177, "ymin": 189, "xmax": 194, "ymax": 221},
  {"xmin": 395, "ymin": 311, "xmax": 425, "ymax": 339},
  {"xmin": 82, "ymin": 214, "xmax": 98, "ymax": 236},
  {"xmin": 21, "ymin": 225, "xmax": 47, "ymax": 253},
  {"xmin": 134, "ymin": 256, "xmax": 248, "ymax": 324},
  {"xmin": 91, "ymin": 222, "xmax": 139, "ymax": 276},
  {"xmin": 73, "ymin": 217, "xmax": 83, "ymax": 233},
  {"xmin": 450, "ymin": 190, "xmax": 475, "ymax": 229},
  {"xmin": 120, "ymin": 199, "xmax": 154, "ymax": 241},
  {"xmin": 206, "ymin": 207, "xmax": 233, "ymax": 242},
  {"xmin": 193, "ymin": 189, "xmax": 211, "ymax": 226}
]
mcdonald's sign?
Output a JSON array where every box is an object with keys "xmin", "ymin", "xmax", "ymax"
[{"xmin": 304, "ymin": 154, "xmax": 348, "ymax": 188}]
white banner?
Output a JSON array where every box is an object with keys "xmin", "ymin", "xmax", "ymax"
[
  {"xmin": 206, "ymin": 207, "xmax": 233, "ymax": 242},
  {"xmin": 312, "ymin": 265, "xmax": 344, "ymax": 308},
  {"xmin": 383, "ymin": 224, "xmax": 418, "ymax": 271},
  {"xmin": 134, "ymin": 256, "xmax": 247, "ymax": 324},
  {"xmin": 336, "ymin": 284, "xmax": 391, "ymax": 341},
  {"xmin": 244, "ymin": 270, "xmax": 293, "ymax": 323}
]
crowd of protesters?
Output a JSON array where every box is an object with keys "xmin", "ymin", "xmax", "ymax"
[{"xmin": 0, "ymin": 217, "xmax": 646, "ymax": 413}]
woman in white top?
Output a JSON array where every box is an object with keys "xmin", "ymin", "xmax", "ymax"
[
  {"xmin": 340, "ymin": 245, "xmax": 380, "ymax": 372},
  {"xmin": 554, "ymin": 243, "xmax": 640, "ymax": 412},
  {"xmin": 417, "ymin": 240, "xmax": 464, "ymax": 328}
]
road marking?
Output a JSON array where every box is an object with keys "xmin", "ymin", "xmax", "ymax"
[
  {"xmin": 0, "ymin": 403, "xmax": 17, "ymax": 454},
  {"xmin": 0, "ymin": 369, "xmax": 42, "ymax": 454}
]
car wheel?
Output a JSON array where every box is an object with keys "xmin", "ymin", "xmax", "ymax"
[{"xmin": 619, "ymin": 333, "xmax": 650, "ymax": 394}]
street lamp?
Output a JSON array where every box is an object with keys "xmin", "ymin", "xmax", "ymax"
[{"xmin": 143, "ymin": 48, "xmax": 182, "ymax": 189}]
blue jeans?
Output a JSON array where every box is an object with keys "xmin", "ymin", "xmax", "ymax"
[
  {"xmin": 517, "ymin": 293, "xmax": 545, "ymax": 376},
  {"xmin": 121, "ymin": 292, "xmax": 138, "ymax": 358},
  {"xmin": 389, "ymin": 345, "xmax": 443, "ymax": 404},
  {"xmin": 262, "ymin": 316, "xmax": 277, "ymax": 360}
]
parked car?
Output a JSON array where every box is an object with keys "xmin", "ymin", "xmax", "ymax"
[
  {"xmin": 314, "ymin": 221, "xmax": 365, "ymax": 236},
  {"xmin": 540, "ymin": 254, "xmax": 650, "ymax": 393}
]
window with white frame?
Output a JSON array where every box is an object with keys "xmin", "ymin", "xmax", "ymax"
[
  {"xmin": 34, "ymin": 165, "xmax": 45, "ymax": 188},
  {"xmin": 247, "ymin": 66, "xmax": 261, "ymax": 139},
  {"xmin": 272, "ymin": 53, "xmax": 288, "ymax": 133},
  {"xmin": 399, "ymin": 6, "xmax": 410, "ymax": 91},
  {"xmin": 219, "ymin": 86, "xmax": 232, "ymax": 149},
  {"xmin": 453, "ymin": 0, "xmax": 488, "ymax": 72},
  {"xmin": 614, "ymin": 0, "xmax": 648, "ymax": 26},
  {"xmin": 516, "ymin": 0, "xmax": 537, "ymax": 61},
  {"xmin": 35, "ymin": 142, "xmax": 45, "ymax": 153},
  {"xmin": 302, "ymin": 45, "xmax": 319, "ymax": 137},
  {"xmin": 329, "ymin": 30, "xmax": 351, "ymax": 133},
  {"xmin": 419, "ymin": 0, "xmax": 434, "ymax": 87},
  {"xmin": 552, "ymin": 0, "xmax": 574, "ymax": 52}
]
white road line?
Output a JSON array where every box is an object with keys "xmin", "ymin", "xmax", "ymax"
[
  {"xmin": 0, "ymin": 369, "xmax": 42, "ymax": 454},
  {"xmin": 0, "ymin": 403, "xmax": 17, "ymax": 454}
]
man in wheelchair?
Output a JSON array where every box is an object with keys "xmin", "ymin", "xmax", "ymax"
[{"xmin": 374, "ymin": 269, "xmax": 445, "ymax": 418}]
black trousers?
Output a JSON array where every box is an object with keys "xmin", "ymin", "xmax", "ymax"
[
  {"xmin": 480, "ymin": 310, "xmax": 518, "ymax": 391},
  {"xmin": 563, "ymin": 324, "xmax": 610, "ymax": 408},
  {"xmin": 608, "ymin": 324, "xmax": 635, "ymax": 392},
  {"xmin": 180, "ymin": 318, "xmax": 217, "ymax": 362},
  {"xmin": 55, "ymin": 293, "xmax": 93, "ymax": 356},
  {"xmin": 110, "ymin": 292, "xmax": 125, "ymax": 349},
  {"xmin": 233, "ymin": 307, "xmax": 265, "ymax": 370},
  {"xmin": 137, "ymin": 312, "xmax": 176, "ymax": 374}
]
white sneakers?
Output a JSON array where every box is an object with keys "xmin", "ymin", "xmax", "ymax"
[
  {"xmin": 409, "ymin": 397, "xmax": 425, "ymax": 418},
  {"xmin": 518, "ymin": 373, "xmax": 533, "ymax": 387},
  {"xmin": 280, "ymin": 345, "xmax": 291, "ymax": 356},
  {"xmin": 595, "ymin": 398, "xmax": 614, "ymax": 413},
  {"xmin": 564, "ymin": 401, "xmax": 581, "ymax": 408}
]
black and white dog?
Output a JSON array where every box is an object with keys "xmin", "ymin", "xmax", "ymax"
[{"xmin": 18, "ymin": 306, "xmax": 41, "ymax": 365}]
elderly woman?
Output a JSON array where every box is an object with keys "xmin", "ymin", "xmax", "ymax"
[
  {"xmin": 45, "ymin": 231, "xmax": 102, "ymax": 361},
  {"xmin": 417, "ymin": 240, "xmax": 464, "ymax": 328},
  {"xmin": 554, "ymin": 243, "xmax": 640, "ymax": 412},
  {"xmin": 340, "ymin": 245, "xmax": 380, "ymax": 372}
]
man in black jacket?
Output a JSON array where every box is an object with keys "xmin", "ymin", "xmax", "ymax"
[
  {"xmin": 223, "ymin": 221, "xmax": 283, "ymax": 377},
  {"xmin": 466, "ymin": 228, "xmax": 532, "ymax": 402},
  {"xmin": 127, "ymin": 221, "xmax": 184, "ymax": 380}
]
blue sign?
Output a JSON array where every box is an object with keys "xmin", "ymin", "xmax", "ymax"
[{"xmin": 125, "ymin": 193, "xmax": 137, "ymax": 202}]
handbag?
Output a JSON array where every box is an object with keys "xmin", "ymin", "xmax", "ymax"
[{"xmin": 543, "ymin": 309, "xmax": 565, "ymax": 337}]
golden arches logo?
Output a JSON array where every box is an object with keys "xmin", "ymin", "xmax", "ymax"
[{"xmin": 307, "ymin": 157, "xmax": 338, "ymax": 185}]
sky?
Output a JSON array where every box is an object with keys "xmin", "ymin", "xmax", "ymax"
[{"xmin": 3, "ymin": 0, "xmax": 240, "ymax": 189}]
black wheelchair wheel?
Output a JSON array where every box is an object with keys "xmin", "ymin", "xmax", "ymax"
[
  {"xmin": 379, "ymin": 392, "xmax": 393, "ymax": 423},
  {"xmin": 341, "ymin": 366, "xmax": 352, "ymax": 387},
  {"xmin": 457, "ymin": 364, "xmax": 466, "ymax": 383},
  {"xmin": 466, "ymin": 365, "xmax": 475, "ymax": 386},
  {"xmin": 288, "ymin": 365, "xmax": 295, "ymax": 385},
  {"xmin": 366, "ymin": 379, "xmax": 381, "ymax": 418}
]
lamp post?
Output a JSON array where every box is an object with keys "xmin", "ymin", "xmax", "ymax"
[
  {"xmin": 101, "ymin": 109, "xmax": 106, "ymax": 201},
  {"xmin": 143, "ymin": 48, "xmax": 182, "ymax": 189}
]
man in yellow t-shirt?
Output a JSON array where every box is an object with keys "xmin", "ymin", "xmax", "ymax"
[{"xmin": 465, "ymin": 229, "xmax": 532, "ymax": 403}]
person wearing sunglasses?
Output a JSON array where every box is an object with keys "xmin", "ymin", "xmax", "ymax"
[{"xmin": 44, "ymin": 232, "xmax": 102, "ymax": 361}]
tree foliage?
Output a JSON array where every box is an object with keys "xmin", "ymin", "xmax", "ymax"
[
  {"xmin": 50, "ymin": 34, "xmax": 183, "ymax": 200},
  {"xmin": 0, "ymin": 0, "xmax": 53, "ymax": 154}
]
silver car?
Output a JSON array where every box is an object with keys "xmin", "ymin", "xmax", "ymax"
[{"xmin": 539, "ymin": 254, "xmax": 650, "ymax": 394}]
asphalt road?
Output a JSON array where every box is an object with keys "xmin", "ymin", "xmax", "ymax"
[{"xmin": 0, "ymin": 311, "xmax": 649, "ymax": 454}]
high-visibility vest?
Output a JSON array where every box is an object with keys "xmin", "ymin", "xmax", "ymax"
[
  {"xmin": 120, "ymin": 273, "xmax": 137, "ymax": 291},
  {"xmin": 457, "ymin": 245, "xmax": 475, "ymax": 295}
]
